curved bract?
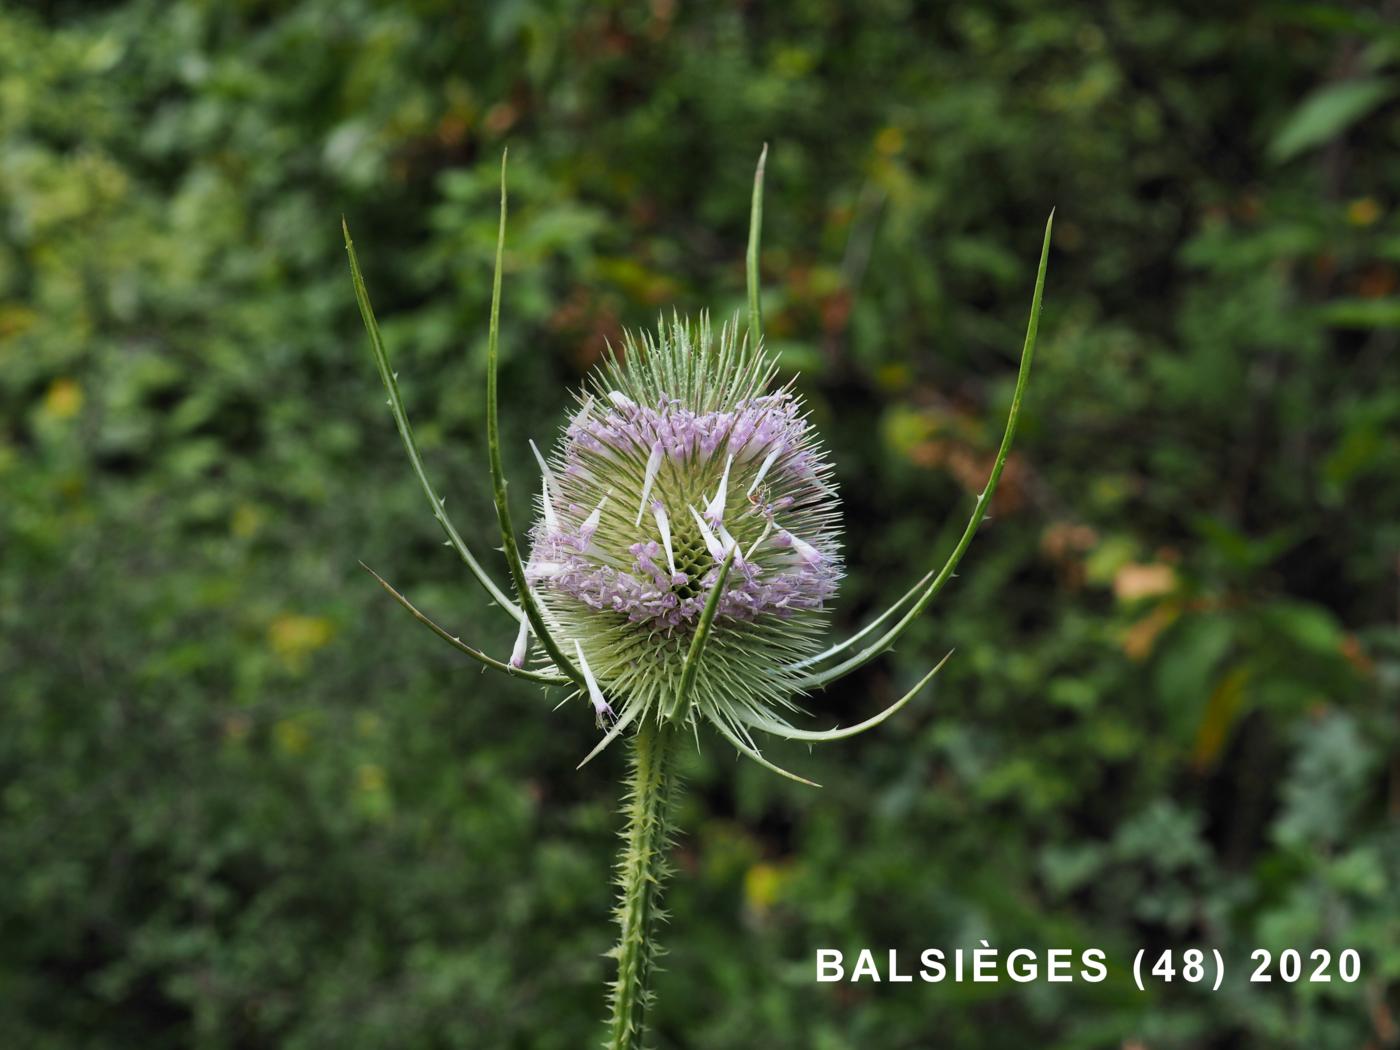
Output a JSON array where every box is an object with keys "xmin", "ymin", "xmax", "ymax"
[
  {"xmin": 793, "ymin": 209, "xmax": 1053, "ymax": 691},
  {"xmin": 343, "ymin": 220, "xmax": 523, "ymax": 624},
  {"xmin": 360, "ymin": 563, "xmax": 566, "ymax": 687},
  {"xmin": 483, "ymin": 153, "xmax": 587, "ymax": 692}
]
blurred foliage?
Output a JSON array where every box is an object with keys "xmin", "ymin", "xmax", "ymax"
[{"xmin": 2, "ymin": 1, "xmax": 1399, "ymax": 1047}]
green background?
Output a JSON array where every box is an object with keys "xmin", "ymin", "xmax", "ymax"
[{"xmin": 3, "ymin": 2, "xmax": 1398, "ymax": 1047}]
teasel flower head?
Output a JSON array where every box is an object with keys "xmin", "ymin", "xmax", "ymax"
[{"xmin": 522, "ymin": 313, "xmax": 843, "ymax": 743}]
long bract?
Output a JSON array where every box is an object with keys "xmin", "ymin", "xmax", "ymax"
[
  {"xmin": 343, "ymin": 221, "xmax": 524, "ymax": 623},
  {"xmin": 795, "ymin": 211, "xmax": 1054, "ymax": 690},
  {"xmin": 484, "ymin": 152, "xmax": 587, "ymax": 690}
]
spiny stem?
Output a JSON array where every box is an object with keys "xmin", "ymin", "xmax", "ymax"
[{"xmin": 605, "ymin": 718, "xmax": 682, "ymax": 1050}]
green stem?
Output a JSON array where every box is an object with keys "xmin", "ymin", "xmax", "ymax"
[{"xmin": 605, "ymin": 718, "xmax": 682, "ymax": 1050}]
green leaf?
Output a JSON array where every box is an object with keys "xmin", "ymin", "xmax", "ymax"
[
  {"xmin": 1259, "ymin": 600, "xmax": 1344, "ymax": 656},
  {"xmin": 1317, "ymin": 297, "xmax": 1400, "ymax": 329},
  {"xmin": 1269, "ymin": 77, "xmax": 1395, "ymax": 162},
  {"xmin": 1190, "ymin": 663, "xmax": 1252, "ymax": 771},
  {"xmin": 1154, "ymin": 612, "xmax": 1234, "ymax": 743}
]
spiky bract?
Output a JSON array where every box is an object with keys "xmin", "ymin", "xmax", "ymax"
[{"xmin": 525, "ymin": 314, "xmax": 843, "ymax": 737}]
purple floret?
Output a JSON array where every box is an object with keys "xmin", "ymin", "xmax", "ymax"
[{"xmin": 526, "ymin": 389, "xmax": 841, "ymax": 632}]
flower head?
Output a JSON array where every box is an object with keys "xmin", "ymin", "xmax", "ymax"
[{"xmin": 523, "ymin": 315, "xmax": 842, "ymax": 736}]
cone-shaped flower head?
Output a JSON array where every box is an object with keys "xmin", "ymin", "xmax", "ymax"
[{"xmin": 524, "ymin": 314, "xmax": 843, "ymax": 733}]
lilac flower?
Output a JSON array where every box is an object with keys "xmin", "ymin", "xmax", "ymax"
[{"xmin": 513, "ymin": 316, "xmax": 847, "ymax": 730}]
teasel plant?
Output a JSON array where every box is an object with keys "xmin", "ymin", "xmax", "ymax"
[{"xmin": 345, "ymin": 146, "xmax": 1051, "ymax": 1050}]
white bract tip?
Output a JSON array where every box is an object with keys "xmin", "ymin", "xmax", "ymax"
[
  {"xmin": 783, "ymin": 530, "xmax": 823, "ymax": 565},
  {"xmin": 510, "ymin": 618, "xmax": 530, "ymax": 668},
  {"xmin": 529, "ymin": 439, "xmax": 556, "ymax": 488},
  {"xmin": 569, "ymin": 395, "xmax": 594, "ymax": 430},
  {"xmin": 607, "ymin": 390, "xmax": 635, "ymax": 410},
  {"xmin": 744, "ymin": 519, "xmax": 775, "ymax": 562},
  {"xmin": 530, "ymin": 440, "xmax": 560, "ymax": 531},
  {"xmin": 688, "ymin": 504, "xmax": 728, "ymax": 562},
  {"xmin": 747, "ymin": 443, "xmax": 784, "ymax": 497},
  {"xmin": 581, "ymin": 491, "xmax": 609, "ymax": 539},
  {"xmin": 717, "ymin": 521, "xmax": 739, "ymax": 557},
  {"xmin": 705, "ymin": 454, "xmax": 734, "ymax": 522},
  {"xmin": 541, "ymin": 481, "xmax": 558, "ymax": 531},
  {"xmin": 653, "ymin": 502, "xmax": 677, "ymax": 576},
  {"xmin": 574, "ymin": 641, "xmax": 614, "ymax": 725},
  {"xmin": 635, "ymin": 441, "xmax": 664, "ymax": 525}
]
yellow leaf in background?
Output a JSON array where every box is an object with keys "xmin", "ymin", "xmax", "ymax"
[
  {"xmin": 268, "ymin": 614, "xmax": 334, "ymax": 671},
  {"xmin": 231, "ymin": 503, "xmax": 265, "ymax": 539},
  {"xmin": 1122, "ymin": 603, "xmax": 1179, "ymax": 662},
  {"xmin": 1084, "ymin": 535, "xmax": 1137, "ymax": 587},
  {"xmin": 882, "ymin": 404, "xmax": 937, "ymax": 461},
  {"xmin": 1347, "ymin": 197, "xmax": 1381, "ymax": 227},
  {"xmin": 356, "ymin": 763, "xmax": 386, "ymax": 794},
  {"xmin": 42, "ymin": 378, "xmax": 83, "ymax": 420},
  {"xmin": 775, "ymin": 45, "xmax": 816, "ymax": 79},
  {"xmin": 0, "ymin": 303, "xmax": 37, "ymax": 339},
  {"xmin": 1113, "ymin": 562, "xmax": 1177, "ymax": 603},
  {"xmin": 874, "ymin": 362, "xmax": 912, "ymax": 393},
  {"xmin": 354, "ymin": 762, "xmax": 392, "ymax": 820},
  {"xmin": 594, "ymin": 257, "xmax": 681, "ymax": 306},
  {"xmin": 743, "ymin": 861, "xmax": 791, "ymax": 918},
  {"xmin": 1192, "ymin": 665, "xmax": 1252, "ymax": 771},
  {"xmin": 273, "ymin": 717, "xmax": 311, "ymax": 756},
  {"xmin": 875, "ymin": 125, "xmax": 905, "ymax": 157}
]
